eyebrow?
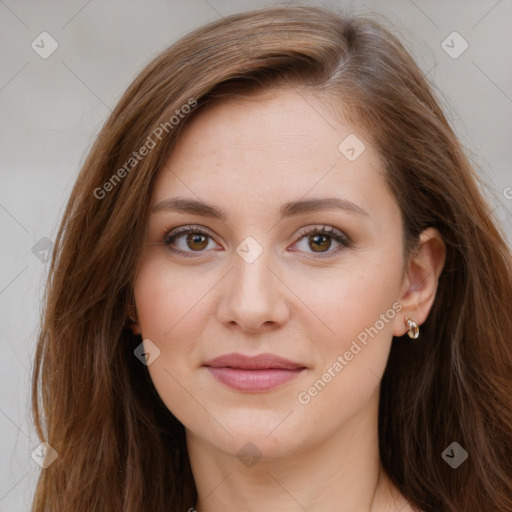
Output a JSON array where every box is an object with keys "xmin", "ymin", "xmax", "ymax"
[{"xmin": 151, "ymin": 196, "xmax": 369, "ymax": 220}]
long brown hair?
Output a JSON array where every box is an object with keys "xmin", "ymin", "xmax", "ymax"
[{"xmin": 31, "ymin": 5, "xmax": 512, "ymax": 511}]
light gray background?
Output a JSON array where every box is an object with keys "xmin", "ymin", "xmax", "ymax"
[{"xmin": 1, "ymin": 0, "xmax": 511, "ymax": 509}]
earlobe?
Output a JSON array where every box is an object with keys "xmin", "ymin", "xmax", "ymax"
[
  {"xmin": 130, "ymin": 321, "xmax": 142, "ymax": 336},
  {"xmin": 393, "ymin": 227, "xmax": 446, "ymax": 337},
  {"xmin": 127, "ymin": 305, "xmax": 142, "ymax": 336}
]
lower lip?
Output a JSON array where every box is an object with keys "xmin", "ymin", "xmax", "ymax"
[{"xmin": 205, "ymin": 367, "xmax": 305, "ymax": 392}]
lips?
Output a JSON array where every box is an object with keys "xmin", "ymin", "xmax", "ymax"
[
  {"xmin": 203, "ymin": 353, "xmax": 305, "ymax": 370},
  {"xmin": 203, "ymin": 352, "xmax": 307, "ymax": 392}
]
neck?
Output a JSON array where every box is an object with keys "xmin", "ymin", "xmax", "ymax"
[{"xmin": 186, "ymin": 389, "xmax": 410, "ymax": 512}]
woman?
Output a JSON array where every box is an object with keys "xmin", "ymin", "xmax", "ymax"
[{"xmin": 31, "ymin": 5, "xmax": 512, "ymax": 512}]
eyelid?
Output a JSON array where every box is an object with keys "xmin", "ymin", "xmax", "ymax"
[
  {"xmin": 162, "ymin": 224, "xmax": 217, "ymax": 243},
  {"xmin": 160, "ymin": 224, "xmax": 221, "ymax": 258},
  {"xmin": 290, "ymin": 225, "xmax": 350, "ymax": 257},
  {"xmin": 295, "ymin": 224, "xmax": 348, "ymax": 242}
]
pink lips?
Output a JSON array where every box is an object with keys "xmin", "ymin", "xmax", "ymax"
[{"xmin": 203, "ymin": 353, "xmax": 306, "ymax": 392}]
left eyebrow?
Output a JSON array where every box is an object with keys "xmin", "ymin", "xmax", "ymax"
[
  {"xmin": 279, "ymin": 197, "xmax": 370, "ymax": 218},
  {"xmin": 151, "ymin": 196, "xmax": 370, "ymax": 220}
]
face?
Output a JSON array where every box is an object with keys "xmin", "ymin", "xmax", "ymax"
[{"xmin": 133, "ymin": 87, "xmax": 408, "ymax": 460}]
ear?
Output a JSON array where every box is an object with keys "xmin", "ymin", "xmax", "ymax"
[
  {"xmin": 392, "ymin": 227, "xmax": 446, "ymax": 337},
  {"xmin": 127, "ymin": 304, "xmax": 142, "ymax": 336}
]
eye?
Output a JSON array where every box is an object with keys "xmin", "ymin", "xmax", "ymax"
[
  {"xmin": 160, "ymin": 224, "xmax": 350, "ymax": 259},
  {"xmin": 291, "ymin": 225, "xmax": 350, "ymax": 258},
  {"xmin": 161, "ymin": 225, "xmax": 220, "ymax": 257}
]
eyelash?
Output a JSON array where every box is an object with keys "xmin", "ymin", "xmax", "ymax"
[{"xmin": 160, "ymin": 224, "xmax": 351, "ymax": 259}]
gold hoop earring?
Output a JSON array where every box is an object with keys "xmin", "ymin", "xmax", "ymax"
[{"xmin": 405, "ymin": 316, "xmax": 419, "ymax": 339}]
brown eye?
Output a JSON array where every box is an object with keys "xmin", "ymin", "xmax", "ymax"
[
  {"xmin": 308, "ymin": 233, "xmax": 332, "ymax": 253},
  {"xmin": 163, "ymin": 226, "xmax": 218, "ymax": 257},
  {"xmin": 292, "ymin": 225, "xmax": 350, "ymax": 258},
  {"xmin": 185, "ymin": 233, "xmax": 209, "ymax": 251}
]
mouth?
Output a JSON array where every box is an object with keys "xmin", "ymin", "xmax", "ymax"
[{"xmin": 202, "ymin": 352, "xmax": 307, "ymax": 392}]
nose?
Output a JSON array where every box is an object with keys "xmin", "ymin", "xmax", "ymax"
[{"xmin": 216, "ymin": 245, "xmax": 290, "ymax": 333}]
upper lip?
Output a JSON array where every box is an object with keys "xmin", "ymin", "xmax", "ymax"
[{"xmin": 203, "ymin": 352, "xmax": 306, "ymax": 370}]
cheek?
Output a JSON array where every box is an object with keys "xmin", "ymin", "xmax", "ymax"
[
  {"xmin": 133, "ymin": 257, "xmax": 214, "ymax": 425},
  {"xmin": 291, "ymin": 266, "xmax": 400, "ymax": 424},
  {"xmin": 289, "ymin": 255, "xmax": 403, "ymax": 417},
  {"xmin": 134, "ymin": 256, "xmax": 209, "ymax": 343},
  {"xmin": 289, "ymin": 253, "xmax": 402, "ymax": 351}
]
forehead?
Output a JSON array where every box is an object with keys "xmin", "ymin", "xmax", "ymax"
[
  {"xmin": 151, "ymin": 87, "xmax": 389, "ymax": 217},
  {"xmin": 171, "ymin": 87, "xmax": 356, "ymax": 162}
]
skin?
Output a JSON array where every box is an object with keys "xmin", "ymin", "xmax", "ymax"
[{"xmin": 132, "ymin": 87, "xmax": 446, "ymax": 511}]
